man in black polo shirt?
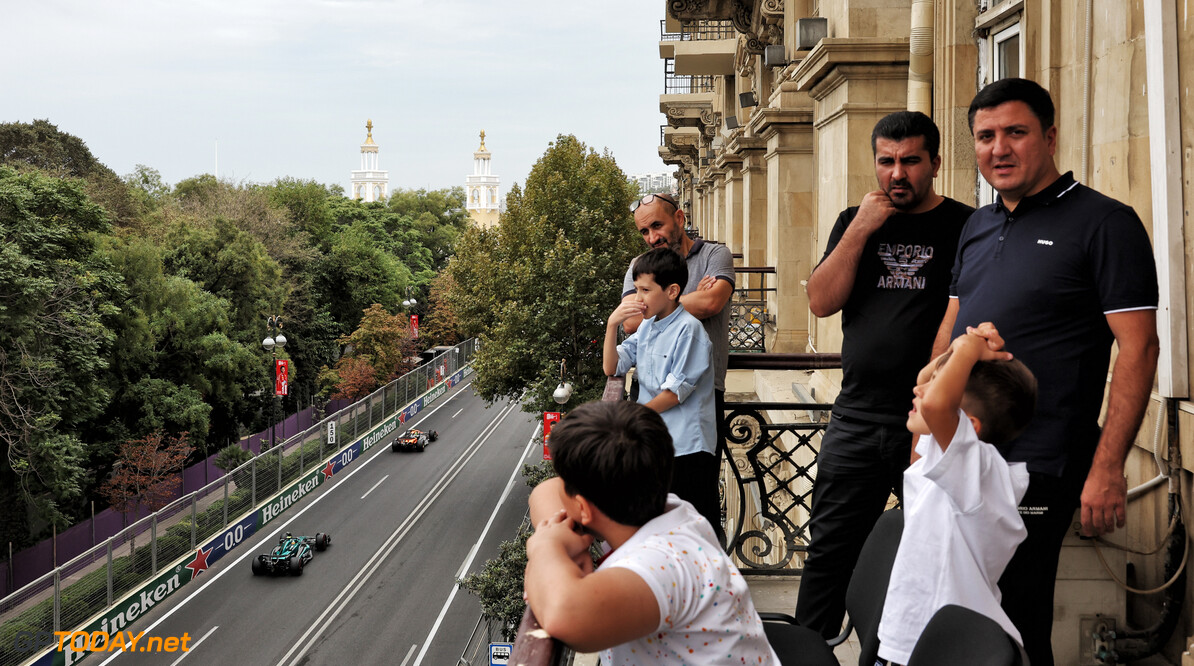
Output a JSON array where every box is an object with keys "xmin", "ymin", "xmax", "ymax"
[
  {"xmin": 796, "ymin": 111, "xmax": 973, "ymax": 638},
  {"xmin": 935, "ymin": 78, "xmax": 1159, "ymax": 666}
]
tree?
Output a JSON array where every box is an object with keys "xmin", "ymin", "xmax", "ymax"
[
  {"xmin": 319, "ymin": 356, "xmax": 377, "ymax": 401},
  {"xmin": 102, "ymin": 431, "xmax": 195, "ymax": 516},
  {"xmin": 0, "ymin": 119, "xmax": 138, "ymax": 223},
  {"xmin": 447, "ymin": 135, "xmax": 641, "ymax": 413},
  {"xmin": 313, "ymin": 220, "xmax": 409, "ymax": 334},
  {"xmin": 0, "ymin": 166, "xmax": 122, "ymax": 541},
  {"xmin": 214, "ymin": 443, "xmax": 253, "ymax": 473},
  {"xmin": 420, "ymin": 272, "xmax": 464, "ymax": 347}
]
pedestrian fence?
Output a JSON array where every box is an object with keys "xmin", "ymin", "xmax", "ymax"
[{"xmin": 0, "ymin": 339, "xmax": 477, "ymax": 666}]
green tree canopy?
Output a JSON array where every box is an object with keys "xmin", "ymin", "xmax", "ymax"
[
  {"xmin": 0, "ymin": 166, "xmax": 123, "ymax": 535},
  {"xmin": 447, "ymin": 134, "xmax": 641, "ymax": 412}
]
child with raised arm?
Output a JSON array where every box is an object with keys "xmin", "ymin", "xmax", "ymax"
[
  {"xmin": 603, "ymin": 247, "xmax": 720, "ymax": 534},
  {"xmin": 876, "ymin": 323, "xmax": 1036, "ymax": 665},
  {"xmin": 524, "ymin": 400, "xmax": 777, "ymax": 664}
]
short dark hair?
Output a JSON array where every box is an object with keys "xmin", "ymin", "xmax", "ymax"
[
  {"xmin": 631, "ymin": 247, "xmax": 688, "ymax": 295},
  {"xmin": 549, "ymin": 401, "xmax": 674, "ymax": 526},
  {"xmin": 933, "ymin": 353, "xmax": 1037, "ymax": 445},
  {"xmin": 871, "ymin": 111, "xmax": 941, "ymax": 158},
  {"xmin": 968, "ymin": 78, "xmax": 1055, "ymax": 132}
]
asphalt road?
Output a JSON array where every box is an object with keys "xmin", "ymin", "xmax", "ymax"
[{"xmin": 94, "ymin": 379, "xmax": 539, "ymax": 666}]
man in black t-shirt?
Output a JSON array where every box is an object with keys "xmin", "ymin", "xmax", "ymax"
[
  {"xmin": 796, "ymin": 112, "xmax": 974, "ymax": 638},
  {"xmin": 935, "ymin": 78, "xmax": 1158, "ymax": 666}
]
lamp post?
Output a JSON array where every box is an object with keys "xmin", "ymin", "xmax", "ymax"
[
  {"xmin": 262, "ymin": 315, "xmax": 287, "ymax": 451},
  {"xmin": 552, "ymin": 358, "xmax": 573, "ymax": 405}
]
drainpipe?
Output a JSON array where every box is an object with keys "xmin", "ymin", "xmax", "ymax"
[
  {"xmin": 1142, "ymin": 0, "xmax": 1190, "ymax": 399},
  {"xmin": 907, "ymin": 0, "xmax": 933, "ymax": 114}
]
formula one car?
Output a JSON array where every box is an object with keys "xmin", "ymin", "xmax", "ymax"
[
  {"xmin": 251, "ymin": 532, "xmax": 331, "ymax": 576},
  {"xmin": 391, "ymin": 428, "xmax": 438, "ymax": 452}
]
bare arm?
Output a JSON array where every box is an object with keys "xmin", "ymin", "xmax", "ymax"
[
  {"xmin": 806, "ymin": 192, "xmax": 896, "ymax": 317},
  {"xmin": 619, "ymin": 293, "xmax": 644, "ymax": 334},
  {"xmin": 604, "ymin": 300, "xmax": 646, "ymax": 376},
  {"xmin": 919, "ymin": 324, "xmax": 1013, "ymax": 449},
  {"xmin": 931, "ymin": 297, "xmax": 960, "ymax": 358},
  {"xmin": 680, "ymin": 276, "xmax": 733, "ymax": 320},
  {"xmin": 1080, "ymin": 309, "xmax": 1159, "ymax": 536},
  {"xmin": 525, "ymin": 512, "xmax": 658, "ymax": 651}
]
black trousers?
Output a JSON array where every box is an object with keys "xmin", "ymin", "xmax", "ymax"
[
  {"xmin": 998, "ymin": 470, "xmax": 1085, "ymax": 666},
  {"xmin": 794, "ymin": 415, "xmax": 911, "ymax": 638},
  {"xmin": 671, "ymin": 450, "xmax": 722, "ymax": 541}
]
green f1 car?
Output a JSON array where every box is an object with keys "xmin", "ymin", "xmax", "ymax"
[{"xmin": 251, "ymin": 532, "xmax": 331, "ymax": 576}]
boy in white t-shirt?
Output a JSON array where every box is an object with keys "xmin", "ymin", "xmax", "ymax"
[
  {"xmin": 877, "ymin": 323, "xmax": 1037, "ymax": 665},
  {"xmin": 525, "ymin": 400, "xmax": 777, "ymax": 665}
]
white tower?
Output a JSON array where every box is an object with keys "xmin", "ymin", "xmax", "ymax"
[
  {"xmin": 351, "ymin": 119, "xmax": 389, "ymax": 202},
  {"xmin": 466, "ymin": 130, "xmax": 500, "ymax": 229}
]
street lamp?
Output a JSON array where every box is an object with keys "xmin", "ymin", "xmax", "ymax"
[
  {"xmin": 262, "ymin": 315, "xmax": 287, "ymax": 450},
  {"xmin": 552, "ymin": 358, "xmax": 573, "ymax": 405}
]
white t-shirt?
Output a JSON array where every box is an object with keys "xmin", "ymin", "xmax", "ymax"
[
  {"xmin": 598, "ymin": 496, "xmax": 778, "ymax": 665},
  {"xmin": 877, "ymin": 413, "xmax": 1029, "ymax": 665}
]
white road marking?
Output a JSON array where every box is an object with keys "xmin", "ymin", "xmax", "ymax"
[
  {"xmin": 360, "ymin": 474, "xmax": 389, "ymax": 499},
  {"xmin": 451, "ymin": 408, "xmax": 463, "ymax": 419},
  {"xmin": 414, "ymin": 423, "xmax": 542, "ymax": 666},
  {"xmin": 166, "ymin": 625, "xmax": 217, "ymax": 666},
  {"xmin": 278, "ymin": 399, "xmax": 520, "ymax": 666},
  {"xmin": 96, "ymin": 379, "xmax": 478, "ymax": 665},
  {"xmin": 397, "ymin": 643, "xmax": 418, "ymax": 666}
]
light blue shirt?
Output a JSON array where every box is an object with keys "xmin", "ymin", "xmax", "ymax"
[{"xmin": 616, "ymin": 304, "xmax": 716, "ymax": 457}]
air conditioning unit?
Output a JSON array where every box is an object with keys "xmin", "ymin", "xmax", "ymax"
[
  {"xmin": 764, "ymin": 44, "xmax": 787, "ymax": 67},
  {"xmin": 796, "ymin": 17, "xmax": 828, "ymax": 50}
]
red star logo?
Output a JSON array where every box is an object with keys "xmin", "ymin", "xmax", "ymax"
[
  {"xmin": 184, "ymin": 546, "xmax": 212, "ymax": 580},
  {"xmin": 322, "ymin": 460, "xmax": 335, "ymax": 481}
]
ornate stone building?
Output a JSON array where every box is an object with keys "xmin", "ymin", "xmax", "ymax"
[
  {"xmin": 655, "ymin": 1, "xmax": 1194, "ymax": 662},
  {"xmin": 466, "ymin": 130, "xmax": 501, "ymax": 229},
  {"xmin": 350, "ymin": 119, "xmax": 388, "ymax": 203}
]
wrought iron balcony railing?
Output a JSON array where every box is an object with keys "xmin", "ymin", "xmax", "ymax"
[
  {"xmin": 663, "ymin": 58, "xmax": 714, "ymax": 95},
  {"xmin": 731, "ymin": 266, "xmax": 776, "ymax": 352},
  {"xmin": 660, "ymin": 19, "xmax": 738, "ymax": 41}
]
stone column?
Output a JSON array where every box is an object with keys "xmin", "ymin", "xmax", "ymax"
[
  {"xmin": 719, "ymin": 159, "xmax": 744, "ymax": 258},
  {"xmin": 709, "ymin": 171, "xmax": 726, "ymax": 243},
  {"xmin": 736, "ymin": 138, "xmax": 768, "ymax": 299},
  {"xmin": 758, "ymin": 103, "xmax": 816, "ymax": 353},
  {"xmin": 793, "ymin": 39, "xmax": 911, "ymax": 357}
]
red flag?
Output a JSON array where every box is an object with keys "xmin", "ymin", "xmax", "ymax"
[
  {"xmin": 275, "ymin": 359, "xmax": 289, "ymax": 396},
  {"xmin": 543, "ymin": 412, "xmax": 561, "ymax": 460},
  {"xmin": 410, "ymin": 314, "xmax": 419, "ymax": 339}
]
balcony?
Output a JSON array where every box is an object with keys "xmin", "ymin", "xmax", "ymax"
[
  {"xmin": 731, "ymin": 266, "xmax": 776, "ymax": 353},
  {"xmin": 659, "ymin": 19, "xmax": 738, "ymax": 58},
  {"xmin": 662, "ymin": 57, "xmax": 714, "ymax": 95},
  {"xmin": 510, "ymin": 356, "xmax": 842, "ymax": 663}
]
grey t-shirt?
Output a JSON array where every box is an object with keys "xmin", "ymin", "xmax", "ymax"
[{"xmin": 624, "ymin": 240, "xmax": 735, "ymax": 391}]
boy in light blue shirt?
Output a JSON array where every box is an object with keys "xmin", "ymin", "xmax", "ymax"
[{"xmin": 603, "ymin": 247, "xmax": 719, "ymax": 534}]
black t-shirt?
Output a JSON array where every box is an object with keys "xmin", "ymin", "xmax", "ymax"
[
  {"xmin": 950, "ymin": 173, "xmax": 1158, "ymax": 477},
  {"xmin": 820, "ymin": 197, "xmax": 973, "ymax": 422}
]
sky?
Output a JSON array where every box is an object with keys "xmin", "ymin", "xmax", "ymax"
[{"xmin": 2, "ymin": 0, "xmax": 672, "ymax": 194}]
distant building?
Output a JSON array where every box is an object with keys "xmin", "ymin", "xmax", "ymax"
[
  {"xmin": 350, "ymin": 119, "xmax": 389, "ymax": 202},
  {"xmin": 466, "ymin": 130, "xmax": 501, "ymax": 229},
  {"xmin": 631, "ymin": 171, "xmax": 677, "ymax": 195}
]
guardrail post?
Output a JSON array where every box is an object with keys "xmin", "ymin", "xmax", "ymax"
[
  {"xmin": 53, "ymin": 569, "xmax": 60, "ymax": 632},
  {"xmin": 151, "ymin": 514, "xmax": 158, "ymax": 574},
  {"xmin": 277, "ymin": 445, "xmax": 283, "ymax": 490},
  {"xmin": 190, "ymin": 493, "xmax": 197, "ymax": 550},
  {"xmin": 368, "ymin": 393, "xmax": 373, "ymax": 430},
  {"xmin": 223, "ymin": 474, "xmax": 229, "ymax": 527},
  {"xmin": 106, "ymin": 539, "xmax": 113, "ymax": 606},
  {"xmin": 251, "ymin": 456, "xmax": 257, "ymax": 508},
  {"xmin": 300, "ymin": 430, "xmax": 305, "ymax": 471}
]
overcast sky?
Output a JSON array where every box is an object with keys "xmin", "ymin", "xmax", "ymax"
[{"xmin": 2, "ymin": 0, "xmax": 671, "ymax": 195}]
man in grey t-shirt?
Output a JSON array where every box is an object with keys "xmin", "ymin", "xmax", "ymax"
[{"xmin": 622, "ymin": 192, "xmax": 735, "ymax": 540}]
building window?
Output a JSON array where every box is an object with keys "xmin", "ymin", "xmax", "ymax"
[{"xmin": 975, "ymin": 4, "xmax": 1023, "ymax": 207}]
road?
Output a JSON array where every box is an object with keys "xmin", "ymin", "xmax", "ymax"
[{"xmin": 94, "ymin": 379, "xmax": 538, "ymax": 666}]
